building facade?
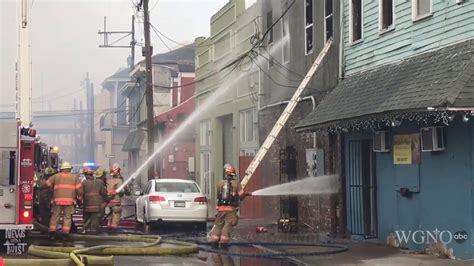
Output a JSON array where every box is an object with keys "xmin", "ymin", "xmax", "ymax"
[
  {"xmin": 297, "ymin": 0, "xmax": 474, "ymax": 260},
  {"xmin": 257, "ymin": 0, "xmax": 342, "ymax": 233},
  {"xmin": 122, "ymin": 45, "xmax": 195, "ymax": 188},
  {"xmin": 195, "ymin": 0, "xmax": 262, "ymax": 216},
  {"xmin": 155, "ymin": 64, "xmax": 196, "ymax": 180},
  {"xmin": 99, "ymin": 68, "xmax": 130, "ymax": 175}
]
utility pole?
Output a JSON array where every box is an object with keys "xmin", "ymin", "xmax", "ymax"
[
  {"xmin": 83, "ymin": 73, "xmax": 95, "ymax": 161},
  {"xmin": 98, "ymin": 16, "xmax": 136, "ymax": 70},
  {"xmin": 142, "ymin": 0, "xmax": 155, "ymax": 180}
]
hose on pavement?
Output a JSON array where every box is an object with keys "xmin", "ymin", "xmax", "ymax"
[{"xmin": 2, "ymin": 221, "xmax": 199, "ymax": 266}]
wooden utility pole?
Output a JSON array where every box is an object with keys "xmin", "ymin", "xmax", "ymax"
[{"xmin": 142, "ymin": 0, "xmax": 155, "ymax": 180}]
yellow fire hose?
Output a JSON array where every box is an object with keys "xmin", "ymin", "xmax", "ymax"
[{"xmin": 2, "ymin": 221, "xmax": 199, "ymax": 266}]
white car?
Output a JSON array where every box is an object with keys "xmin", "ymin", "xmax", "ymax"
[{"xmin": 135, "ymin": 179, "xmax": 208, "ymax": 230}]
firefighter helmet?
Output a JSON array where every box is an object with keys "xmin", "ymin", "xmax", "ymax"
[
  {"xmin": 95, "ymin": 168, "xmax": 106, "ymax": 178},
  {"xmin": 224, "ymin": 163, "xmax": 236, "ymax": 176},
  {"xmin": 110, "ymin": 163, "xmax": 121, "ymax": 176},
  {"xmin": 44, "ymin": 167, "xmax": 55, "ymax": 175},
  {"xmin": 60, "ymin": 162, "xmax": 72, "ymax": 170},
  {"xmin": 84, "ymin": 167, "xmax": 94, "ymax": 176}
]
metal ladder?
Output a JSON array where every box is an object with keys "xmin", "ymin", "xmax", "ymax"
[{"xmin": 241, "ymin": 38, "xmax": 333, "ymax": 190}]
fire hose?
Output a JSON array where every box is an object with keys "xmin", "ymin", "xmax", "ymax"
[{"xmin": 1, "ymin": 221, "xmax": 199, "ymax": 266}]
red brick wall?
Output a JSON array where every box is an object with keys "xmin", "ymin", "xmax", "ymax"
[
  {"xmin": 258, "ymin": 102, "xmax": 344, "ymax": 236},
  {"xmin": 180, "ymin": 77, "xmax": 194, "ymax": 102},
  {"xmin": 160, "ymin": 140, "xmax": 195, "ymax": 179},
  {"xmin": 239, "ymin": 156, "xmax": 264, "ymax": 219}
]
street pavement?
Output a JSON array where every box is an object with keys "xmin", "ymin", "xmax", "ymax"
[{"xmin": 3, "ymin": 200, "xmax": 473, "ymax": 265}]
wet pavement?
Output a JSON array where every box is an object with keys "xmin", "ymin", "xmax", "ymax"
[{"xmin": 3, "ymin": 201, "xmax": 470, "ymax": 265}]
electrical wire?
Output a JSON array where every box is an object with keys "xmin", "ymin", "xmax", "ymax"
[
  {"xmin": 150, "ymin": 23, "xmax": 188, "ymax": 47},
  {"xmin": 150, "ymin": 23, "xmax": 172, "ymax": 51}
]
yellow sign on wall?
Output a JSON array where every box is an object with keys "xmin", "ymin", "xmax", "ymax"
[{"xmin": 393, "ymin": 134, "xmax": 420, "ymax": 165}]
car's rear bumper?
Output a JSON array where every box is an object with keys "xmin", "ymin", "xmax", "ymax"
[{"xmin": 148, "ymin": 206, "xmax": 208, "ymax": 222}]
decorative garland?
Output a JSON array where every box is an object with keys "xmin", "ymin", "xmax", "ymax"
[{"xmin": 315, "ymin": 110, "xmax": 472, "ymax": 134}]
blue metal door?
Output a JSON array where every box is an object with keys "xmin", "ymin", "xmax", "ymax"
[{"xmin": 347, "ymin": 140, "xmax": 377, "ymax": 239}]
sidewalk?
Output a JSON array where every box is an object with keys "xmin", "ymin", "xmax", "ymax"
[{"xmin": 234, "ymin": 219, "xmax": 473, "ymax": 265}]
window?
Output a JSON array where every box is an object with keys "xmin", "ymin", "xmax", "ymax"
[
  {"xmin": 281, "ymin": 1, "xmax": 290, "ymax": 63},
  {"xmin": 200, "ymin": 151, "xmax": 211, "ymax": 196},
  {"xmin": 379, "ymin": 0, "xmax": 394, "ymax": 31},
  {"xmin": 350, "ymin": 0, "xmax": 362, "ymax": 43},
  {"xmin": 304, "ymin": 0, "xmax": 313, "ymax": 54},
  {"xmin": 324, "ymin": 0, "xmax": 333, "ymax": 41},
  {"xmin": 266, "ymin": 10, "xmax": 273, "ymax": 44},
  {"xmin": 240, "ymin": 109, "xmax": 257, "ymax": 143},
  {"xmin": 199, "ymin": 120, "xmax": 211, "ymax": 147},
  {"xmin": 155, "ymin": 182, "xmax": 199, "ymax": 193},
  {"xmin": 412, "ymin": 0, "xmax": 431, "ymax": 20}
]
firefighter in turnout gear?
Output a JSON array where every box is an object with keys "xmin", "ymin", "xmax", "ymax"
[
  {"xmin": 94, "ymin": 167, "xmax": 108, "ymax": 217},
  {"xmin": 37, "ymin": 167, "xmax": 55, "ymax": 227},
  {"xmin": 46, "ymin": 162, "xmax": 83, "ymax": 237},
  {"xmin": 209, "ymin": 164, "xmax": 251, "ymax": 248},
  {"xmin": 82, "ymin": 167, "xmax": 108, "ymax": 233},
  {"xmin": 106, "ymin": 163, "xmax": 130, "ymax": 229}
]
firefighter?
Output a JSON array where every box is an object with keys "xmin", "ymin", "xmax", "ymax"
[
  {"xmin": 82, "ymin": 167, "xmax": 108, "ymax": 234},
  {"xmin": 95, "ymin": 167, "xmax": 108, "ymax": 217},
  {"xmin": 209, "ymin": 164, "xmax": 251, "ymax": 248},
  {"xmin": 106, "ymin": 163, "xmax": 130, "ymax": 230},
  {"xmin": 37, "ymin": 167, "xmax": 55, "ymax": 227},
  {"xmin": 46, "ymin": 162, "xmax": 83, "ymax": 239}
]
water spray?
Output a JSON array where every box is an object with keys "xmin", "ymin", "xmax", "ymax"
[{"xmin": 116, "ymin": 60, "xmax": 256, "ymax": 193}]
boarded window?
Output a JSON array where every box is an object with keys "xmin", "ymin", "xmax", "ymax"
[
  {"xmin": 267, "ymin": 10, "xmax": 273, "ymax": 44},
  {"xmin": 325, "ymin": 0, "xmax": 333, "ymax": 41},
  {"xmin": 305, "ymin": 0, "xmax": 313, "ymax": 54},
  {"xmin": 380, "ymin": 0, "xmax": 394, "ymax": 30},
  {"xmin": 351, "ymin": 0, "xmax": 362, "ymax": 42}
]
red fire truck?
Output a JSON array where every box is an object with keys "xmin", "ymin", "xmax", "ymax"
[{"xmin": 0, "ymin": 122, "xmax": 37, "ymax": 230}]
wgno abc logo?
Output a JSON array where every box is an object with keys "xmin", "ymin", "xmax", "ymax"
[{"xmin": 395, "ymin": 229, "xmax": 469, "ymax": 245}]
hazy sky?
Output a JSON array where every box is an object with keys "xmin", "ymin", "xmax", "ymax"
[{"xmin": 0, "ymin": 0, "xmax": 227, "ymax": 112}]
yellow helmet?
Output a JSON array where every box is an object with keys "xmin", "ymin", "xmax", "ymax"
[
  {"xmin": 95, "ymin": 168, "xmax": 106, "ymax": 178},
  {"xmin": 44, "ymin": 167, "xmax": 55, "ymax": 175},
  {"xmin": 60, "ymin": 162, "xmax": 72, "ymax": 170}
]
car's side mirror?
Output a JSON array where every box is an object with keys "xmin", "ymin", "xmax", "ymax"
[{"xmin": 134, "ymin": 191, "xmax": 142, "ymax": 196}]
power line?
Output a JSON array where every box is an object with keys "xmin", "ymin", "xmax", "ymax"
[
  {"xmin": 150, "ymin": 23, "xmax": 188, "ymax": 47},
  {"xmin": 150, "ymin": 23, "xmax": 172, "ymax": 51}
]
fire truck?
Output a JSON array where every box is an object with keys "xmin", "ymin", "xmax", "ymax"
[{"xmin": 0, "ymin": 0, "xmax": 38, "ymax": 231}]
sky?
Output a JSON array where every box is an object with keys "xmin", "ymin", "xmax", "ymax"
[{"xmin": 0, "ymin": 0, "xmax": 227, "ymax": 112}]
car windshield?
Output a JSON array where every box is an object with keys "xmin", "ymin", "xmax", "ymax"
[{"xmin": 155, "ymin": 182, "xmax": 199, "ymax": 193}]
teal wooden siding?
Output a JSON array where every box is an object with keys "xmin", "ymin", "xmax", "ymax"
[{"xmin": 342, "ymin": 0, "xmax": 474, "ymax": 75}]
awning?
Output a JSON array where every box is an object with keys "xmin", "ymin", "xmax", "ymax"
[
  {"xmin": 296, "ymin": 39, "xmax": 474, "ymax": 132},
  {"xmin": 122, "ymin": 130, "xmax": 145, "ymax": 151}
]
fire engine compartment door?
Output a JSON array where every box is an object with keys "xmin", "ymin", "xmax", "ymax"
[{"xmin": 0, "ymin": 150, "xmax": 17, "ymax": 224}]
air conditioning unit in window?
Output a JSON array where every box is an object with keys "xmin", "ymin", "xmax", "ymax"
[
  {"xmin": 421, "ymin": 127, "xmax": 445, "ymax": 152},
  {"xmin": 373, "ymin": 131, "xmax": 390, "ymax": 152}
]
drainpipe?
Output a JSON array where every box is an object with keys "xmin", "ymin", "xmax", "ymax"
[
  {"xmin": 338, "ymin": 0, "xmax": 344, "ymax": 80},
  {"xmin": 258, "ymin": 96, "xmax": 316, "ymax": 112}
]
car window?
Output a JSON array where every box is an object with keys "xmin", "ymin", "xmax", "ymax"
[
  {"xmin": 155, "ymin": 182, "xmax": 199, "ymax": 193},
  {"xmin": 143, "ymin": 182, "xmax": 152, "ymax": 195}
]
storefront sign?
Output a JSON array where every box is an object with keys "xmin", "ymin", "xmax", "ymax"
[{"xmin": 393, "ymin": 134, "xmax": 420, "ymax": 165}]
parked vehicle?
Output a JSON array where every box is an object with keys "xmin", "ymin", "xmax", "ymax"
[{"xmin": 135, "ymin": 179, "xmax": 208, "ymax": 230}]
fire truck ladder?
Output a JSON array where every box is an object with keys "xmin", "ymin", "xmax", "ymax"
[{"xmin": 240, "ymin": 38, "xmax": 333, "ymax": 191}]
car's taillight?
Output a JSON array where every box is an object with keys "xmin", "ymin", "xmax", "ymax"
[
  {"xmin": 194, "ymin": 197, "xmax": 208, "ymax": 205},
  {"xmin": 149, "ymin": 195, "xmax": 166, "ymax": 203},
  {"xmin": 23, "ymin": 210, "xmax": 30, "ymax": 219}
]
